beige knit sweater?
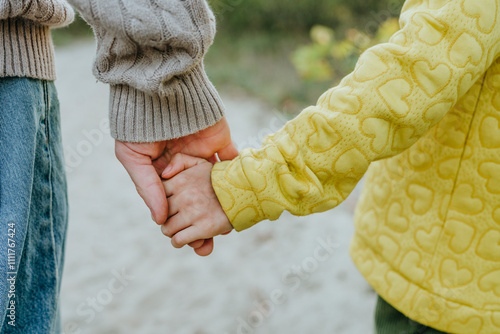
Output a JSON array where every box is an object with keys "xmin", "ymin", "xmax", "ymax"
[{"xmin": 0, "ymin": 0, "xmax": 225, "ymax": 142}]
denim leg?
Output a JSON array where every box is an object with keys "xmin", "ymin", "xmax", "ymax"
[{"xmin": 0, "ymin": 78, "xmax": 68, "ymax": 334}]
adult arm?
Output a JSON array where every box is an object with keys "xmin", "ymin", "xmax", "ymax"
[{"xmin": 67, "ymin": 0, "xmax": 225, "ymax": 143}]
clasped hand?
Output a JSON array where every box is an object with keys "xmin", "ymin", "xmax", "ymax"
[{"xmin": 115, "ymin": 117, "xmax": 236, "ymax": 257}]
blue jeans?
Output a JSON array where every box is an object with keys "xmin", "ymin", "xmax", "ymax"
[{"xmin": 0, "ymin": 78, "xmax": 68, "ymax": 333}]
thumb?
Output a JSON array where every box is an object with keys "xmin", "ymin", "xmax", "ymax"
[
  {"xmin": 161, "ymin": 153, "xmax": 207, "ymax": 179},
  {"xmin": 217, "ymin": 141, "xmax": 239, "ymax": 161},
  {"xmin": 115, "ymin": 142, "xmax": 168, "ymax": 225}
]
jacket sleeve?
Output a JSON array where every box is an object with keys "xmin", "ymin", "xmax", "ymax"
[
  {"xmin": 211, "ymin": 0, "xmax": 500, "ymax": 231},
  {"xmin": 67, "ymin": 0, "xmax": 225, "ymax": 142},
  {"xmin": 0, "ymin": 0, "xmax": 74, "ymax": 27}
]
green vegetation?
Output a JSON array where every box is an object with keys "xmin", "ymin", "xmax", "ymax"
[
  {"xmin": 208, "ymin": 0, "xmax": 403, "ymax": 34},
  {"xmin": 204, "ymin": 32, "xmax": 328, "ymax": 113},
  {"xmin": 52, "ymin": 14, "xmax": 93, "ymax": 46},
  {"xmin": 292, "ymin": 19, "xmax": 400, "ymax": 82},
  {"xmin": 53, "ymin": 1, "xmax": 405, "ymax": 112},
  {"xmin": 205, "ymin": 0, "xmax": 404, "ymax": 111}
]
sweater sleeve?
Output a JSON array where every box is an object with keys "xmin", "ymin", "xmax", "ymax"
[
  {"xmin": 67, "ymin": 0, "xmax": 224, "ymax": 142},
  {"xmin": 211, "ymin": 0, "xmax": 500, "ymax": 231},
  {"xmin": 0, "ymin": 0, "xmax": 74, "ymax": 27}
]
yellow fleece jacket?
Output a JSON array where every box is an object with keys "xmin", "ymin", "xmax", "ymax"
[{"xmin": 211, "ymin": 1, "xmax": 500, "ymax": 333}]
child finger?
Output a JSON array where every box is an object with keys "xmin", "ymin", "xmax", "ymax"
[
  {"xmin": 161, "ymin": 153, "xmax": 204, "ymax": 179},
  {"xmin": 171, "ymin": 227, "xmax": 203, "ymax": 249},
  {"xmin": 161, "ymin": 214, "xmax": 191, "ymax": 238},
  {"xmin": 166, "ymin": 194, "xmax": 179, "ymax": 218},
  {"xmin": 163, "ymin": 179, "xmax": 175, "ymax": 197}
]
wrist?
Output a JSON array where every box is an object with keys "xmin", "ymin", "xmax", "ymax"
[{"xmin": 211, "ymin": 160, "xmax": 266, "ymax": 232}]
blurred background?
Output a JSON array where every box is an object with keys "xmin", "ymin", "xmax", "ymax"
[
  {"xmin": 54, "ymin": 0, "xmax": 404, "ymax": 333},
  {"xmin": 53, "ymin": 0, "xmax": 404, "ymax": 114}
]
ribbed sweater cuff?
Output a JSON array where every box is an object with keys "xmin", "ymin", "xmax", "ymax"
[
  {"xmin": 0, "ymin": 19, "xmax": 56, "ymax": 80},
  {"xmin": 109, "ymin": 64, "xmax": 225, "ymax": 142}
]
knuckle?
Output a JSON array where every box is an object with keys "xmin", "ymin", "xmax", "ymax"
[
  {"xmin": 184, "ymin": 187, "xmax": 199, "ymax": 199},
  {"xmin": 175, "ymin": 174, "xmax": 188, "ymax": 187},
  {"xmin": 172, "ymin": 153, "xmax": 184, "ymax": 163}
]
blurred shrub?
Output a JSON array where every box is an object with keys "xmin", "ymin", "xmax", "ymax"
[
  {"xmin": 51, "ymin": 1, "xmax": 405, "ymax": 111},
  {"xmin": 52, "ymin": 13, "xmax": 93, "ymax": 46},
  {"xmin": 208, "ymin": 0, "xmax": 403, "ymax": 34},
  {"xmin": 292, "ymin": 18, "xmax": 400, "ymax": 82},
  {"xmin": 54, "ymin": 1, "xmax": 405, "ymax": 44}
]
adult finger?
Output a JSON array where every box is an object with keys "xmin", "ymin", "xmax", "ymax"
[
  {"xmin": 188, "ymin": 240, "xmax": 205, "ymax": 249},
  {"xmin": 166, "ymin": 192, "xmax": 179, "ymax": 218},
  {"xmin": 217, "ymin": 141, "xmax": 239, "ymax": 161},
  {"xmin": 194, "ymin": 238, "xmax": 214, "ymax": 257}
]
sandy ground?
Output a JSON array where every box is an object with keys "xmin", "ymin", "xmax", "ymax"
[{"xmin": 55, "ymin": 41, "xmax": 376, "ymax": 334}]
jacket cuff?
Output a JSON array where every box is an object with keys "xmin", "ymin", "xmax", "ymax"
[
  {"xmin": 109, "ymin": 63, "xmax": 225, "ymax": 142},
  {"xmin": 211, "ymin": 160, "xmax": 266, "ymax": 232}
]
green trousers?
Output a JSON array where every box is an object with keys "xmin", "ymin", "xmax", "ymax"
[{"xmin": 375, "ymin": 296, "xmax": 447, "ymax": 334}]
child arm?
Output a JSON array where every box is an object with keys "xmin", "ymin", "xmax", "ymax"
[{"xmin": 212, "ymin": 0, "xmax": 500, "ymax": 231}]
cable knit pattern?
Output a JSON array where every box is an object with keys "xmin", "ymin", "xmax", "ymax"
[
  {"xmin": 0, "ymin": 1, "xmax": 74, "ymax": 80},
  {"xmin": 1, "ymin": 0, "xmax": 224, "ymax": 142},
  {"xmin": 211, "ymin": 1, "xmax": 500, "ymax": 333},
  {"xmin": 0, "ymin": 0, "xmax": 74, "ymax": 26},
  {"xmin": 68, "ymin": 0, "xmax": 225, "ymax": 142}
]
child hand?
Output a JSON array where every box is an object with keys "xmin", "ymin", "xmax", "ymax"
[{"xmin": 161, "ymin": 153, "xmax": 233, "ymax": 255}]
